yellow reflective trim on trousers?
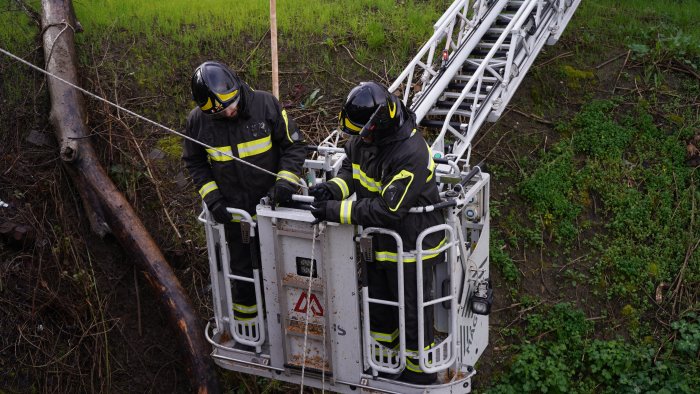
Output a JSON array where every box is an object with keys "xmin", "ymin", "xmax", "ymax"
[
  {"xmin": 351, "ymin": 163, "xmax": 382, "ymax": 192},
  {"xmin": 206, "ymin": 146, "xmax": 234, "ymax": 161},
  {"xmin": 277, "ymin": 170, "xmax": 300, "ymax": 184},
  {"xmin": 381, "ymin": 169, "xmax": 414, "ymax": 212},
  {"xmin": 374, "ymin": 237, "xmax": 447, "ymax": 263},
  {"xmin": 233, "ymin": 303, "xmax": 258, "ymax": 314},
  {"xmin": 233, "ymin": 317, "xmax": 258, "ymax": 322},
  {"xmin": 281, "ymin": 109, "xmax": 293, "ymax": 143},
  {"xmin": 237, "ymin": 135, "xmax": 272, "ymax": 158},
  {"xmin": 370, "ymin": 329, "xmax": 399, "ymax": 343},
  {"xmin": 340, "ymin": 200, "xmax": 353, "ymax": 224},
  {"xmin": 329, "ymin": 178, "xmax": 350, "ymax": 199},
  {"xmin": 405, "ymin": 342, "xmax": 436, "ymax": 373},
  {"xmin": 199, "ymin": 181, "xmax": 219, "ymax": 198},
  {"xmin": 230, "ymin": 214, "xmax": 257, "ymax": 223}
]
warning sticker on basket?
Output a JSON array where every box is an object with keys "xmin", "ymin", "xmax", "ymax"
[{"xmin": 293, "ymin": 291, "xmax": 324, "ymax": 317}]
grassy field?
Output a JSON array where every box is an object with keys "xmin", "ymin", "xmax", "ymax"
[{"xmin": 1, "ymin": 0, "xmax": 699, "ymax": 392}]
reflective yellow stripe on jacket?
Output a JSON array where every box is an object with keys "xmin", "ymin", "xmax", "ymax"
[
  {"xmin": 374, "ymin": 237, "xmax": 446, "ymax": 263},
  {"xmin": 206, "ymin": 146, "xmax": 234, "ymax": 162},
  {"xmin": 426, "ymin": 142, "xmax": 436, "ymax": 182},
  {"xmin": 340, "ymin": 200, "xmax": 353, "ymax": 224},
  {"xmin": 277, "ymin": 170, "xmax": 300, "ymax": 184},
  {"xmin": 281, "ymin": 109, "xmax": 294, "ymax": 143},
  {"xmin": 237, "ymin": 135, "xmax": 272, "ymax": 158},
  {"xmin": 329, "ymin": 178, "xmax": 350, "ymax": 199},
  {"xmin": 198, "ymin": 181, "xmax": 219, "ymax": 198},
  {"xmin": 352, "ymin": 163, "xmax": 382, "ymax": 193}
]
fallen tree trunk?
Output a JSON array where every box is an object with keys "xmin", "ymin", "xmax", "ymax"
[{"xmin": 40, "ymin": 1, "xmax": 219, "ymax": 392}]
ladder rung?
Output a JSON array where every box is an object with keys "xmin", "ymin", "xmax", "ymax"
[
  {"xmin": 427, "ymin": 108, "xmax": 473, "ymax": 117},
  {"xmin": 452, "ymin": 75, "xmax": 499, "ymax": 84},
  {"xmin": 442, "ymin": 89, "xmax": 491, "ymax": 100},
  {"xmin": 505, "ymin": 2, "xmax": 525, "ymax": 12},
  {"xmin": 435, "ymin": 100, "xmax": 477, "ymax": 111},
  {"xmin": 476, "ymin": 42, "xmax": 510, "ymax": 51},
  {"xmin": 420, "ymin": 119, "xmax": 465, "ymax": 130}
]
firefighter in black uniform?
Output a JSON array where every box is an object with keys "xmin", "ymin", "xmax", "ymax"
[
  {"xmin": 309, "ymin": 82, "xmax": 443, "ymax": 385},
  {"xmin": 183, "ymin": 61, "xmax": 306, "ymax": 336}
]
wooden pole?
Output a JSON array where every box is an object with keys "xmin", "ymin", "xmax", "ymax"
[
  {"xmin": 40, "ymin": 1, "xmax": 220, "ymax": 392},
  {"xmin": 270, "ymin": 0, "xmax": 279, "ymax": 99}
]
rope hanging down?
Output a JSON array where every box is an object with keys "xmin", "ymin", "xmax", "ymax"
[
  {"xmin": 0, "ymin": 47, "xmax": 308, "ymax": 190},
  {"xmin": 299, "ymin": 223, "xmax": 325, "ymax": 393}
]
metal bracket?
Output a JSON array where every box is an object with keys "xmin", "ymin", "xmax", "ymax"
[
  {"xmin": 359, "ymin": 236, "xmax": 374, "ymax": 263},
  {"xmin": 240, "ymin": 221, "xmax": 251, "ymax": 244}
]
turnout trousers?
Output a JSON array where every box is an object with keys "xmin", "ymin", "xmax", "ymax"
[
  {"xmin": 224, "ymin": 223, "xmax": 260, "ymax": 323},
  {"xmin": 367, "ymin": 257, "xmax": 439, "ymax": 379}
]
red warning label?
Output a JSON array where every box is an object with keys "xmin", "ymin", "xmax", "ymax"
[{"xmin": 293, "ymin": 291, "xmax": 324, "ymax": 317}]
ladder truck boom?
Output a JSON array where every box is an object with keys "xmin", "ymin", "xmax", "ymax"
[{"xmin": 202, "ymin": 1, "xmax": 580, "ymax": 392}]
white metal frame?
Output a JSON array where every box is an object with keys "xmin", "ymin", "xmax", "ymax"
[
  {"xmin": 198, "ymin": 207, "xmax": 266, "ymax": 350},
  {"xmin": 202, "ymin": 0, "xmax": 580, "ymax": 391}
]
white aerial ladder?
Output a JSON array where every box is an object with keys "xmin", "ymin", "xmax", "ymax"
[{"xmin": 201, "ymin": 0, "xmax": 580, "ymax": 392}]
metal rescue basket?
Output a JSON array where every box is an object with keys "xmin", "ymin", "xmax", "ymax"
[{"xmin": 200, "ymin": 0, "xmax": 580, "ymax": 391}]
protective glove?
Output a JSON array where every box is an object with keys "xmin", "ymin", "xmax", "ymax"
[
  {"xmin": 208, "ymin": 199, "xmax": 231, "ymax": 223},
  {"xmin": 309, "ymin": 183, "xmax": 334, "ymax": 202},
  {"xmin": 269, "ymin": 181, "xmax": 296, "ymax": 206},
  {"xmin": 310, "ymin": 200, "xmax": 329, "ymax": 224}
]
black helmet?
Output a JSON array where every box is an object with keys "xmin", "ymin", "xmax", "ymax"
[
  {"xmin": 339, "ymin": 82, "xmax": 400, "ymax": 137},
  {"xmin": 191, "ymin": 61, "xmax": 242, "ymax": 115}
]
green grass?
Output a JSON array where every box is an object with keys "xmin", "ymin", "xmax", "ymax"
[
  {"xmin": 572, "ymin": 0, "xmax": 700, "ymax": 67},
  {"xmin": 488, "ymin": 304, "xmax": 700, "ymax": 394},
  {"xmin": 575, "ymin": 0, "xmax": 700, "ymax": 44}
]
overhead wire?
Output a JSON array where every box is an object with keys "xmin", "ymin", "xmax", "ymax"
[{"xmin": 0, "ymin": 46, "xmax": 308, "ymax": 190}]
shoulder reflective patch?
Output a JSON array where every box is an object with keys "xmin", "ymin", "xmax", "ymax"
[
  {"xmin": 381, "ymin": 169, "xmax": 414, "ymax": 212},
  {"xmin": 351, "ymin": 163, "xmax": 382, "ymax": 193},
  {"xmin": 329, "ymin": 177, "xmax": 350, "ymax": 199},
  {"xmin": 237, "ymin": 135, "xmax": 272, "ymax": 158},
  {"xmin": 205, "ymin": 146, "xmax": 234, "ymax": 161}
]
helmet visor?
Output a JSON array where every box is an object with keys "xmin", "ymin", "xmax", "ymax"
[{"xmin": 340, "ymin": 105, "xmax": 383, "ymax": 137}]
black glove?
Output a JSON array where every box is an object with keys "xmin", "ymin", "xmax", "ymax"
[
  {"xmin": 208, "ymin": 199, "xmax": 231, "ymax": 223},
  {"xmin": 310, "ymin": 200, "xmax": 329, "ymax": 224},
  {"xmin": 269, "ymin": 181, "xmax": 296, "ymax": 206},
  {"xmin": 309, "ymin": 183, "xmax": 334, "ymax": 202}
]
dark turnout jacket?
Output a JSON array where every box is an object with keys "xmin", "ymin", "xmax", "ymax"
[
  {"xmin": 183, "ymin": 83, "xmax": 306, "ymax": 214},
  {"xmin": 324, "ymin": 106, "xmax": 445, "ymax": 263}
]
